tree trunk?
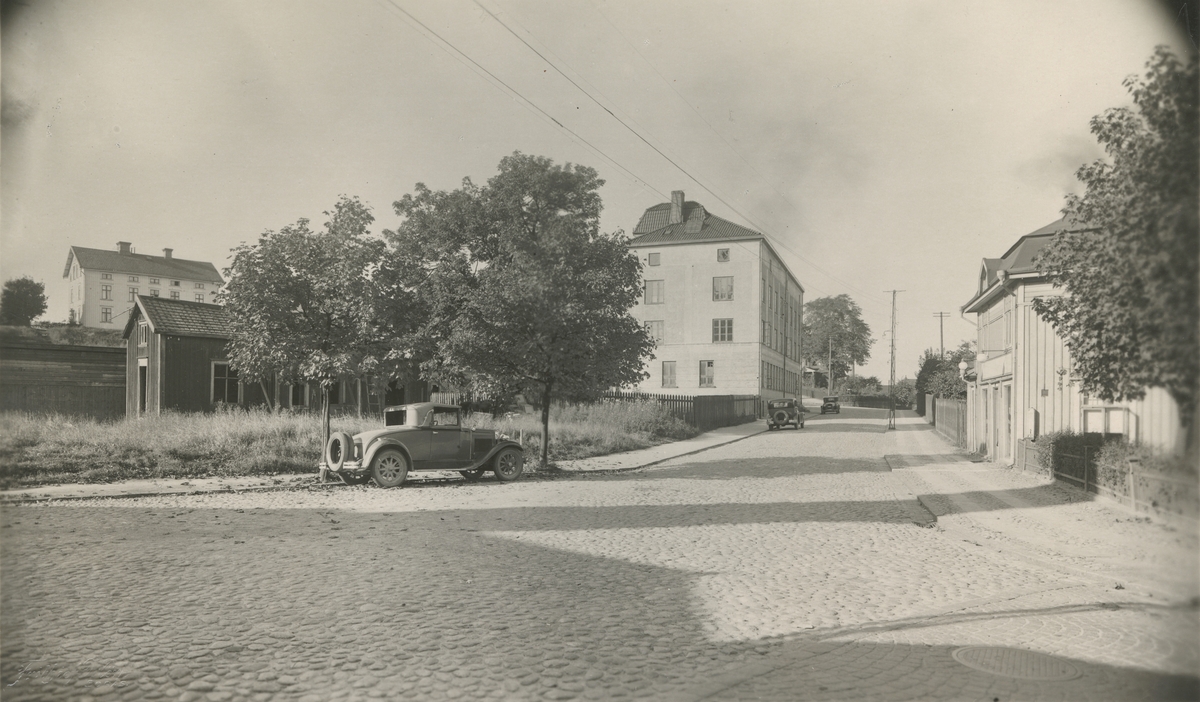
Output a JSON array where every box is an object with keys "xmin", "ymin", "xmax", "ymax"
[
  {"xmin": 273, "ymin": 372, "xmax": 281, "ymax": 413},
  {"xmin": 322, "ymin": 386, "xmax": 331, "ymax": 449},
  {"xmin": 540, "ymin": 383, "xmax": 553, "ymax": 469},
  {"xmin": 259, "ymin": 380, "xmax": 274, "ymax": 412}
]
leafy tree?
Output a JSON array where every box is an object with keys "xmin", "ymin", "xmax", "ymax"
[
  {"xmin": 1033, "ymin": 46, "xmax": 1199, "ymax": 433},
  {"xmin": 891, "ymin": 379, "xmax": 916, "ymax": 408},
  {"xmin": 0, "ymin": 277, "xmax": 47, "ymax": 325},
  {"xmin": 388, "ymin": 153, "xmax": 653, "ymax": 467},
  {"xmin": 915, "ymin": 341, "xmax": 974, "ymax": 400},
  {"xmin": 802, "ymin": 294, "xmax": 873, "ymax": 394},
  {"xmin": 221, "ymin": 196, "xmax": 416, "ymax": 443},
  {"xmin": 843, "ymin": 375, "xmax": 882, "ymax": 396}
]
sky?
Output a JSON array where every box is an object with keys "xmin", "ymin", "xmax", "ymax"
[{"xmin": 1, "ymin": 0, "xmax": 1193, "ymax": 381}]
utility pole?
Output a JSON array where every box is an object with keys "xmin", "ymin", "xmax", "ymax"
[
  {"xmin": 827, "ymin": 337, "xmax": 833, "ymax": 396},
  {"xmin": 933, "ymin": 312, "xmax": 950, "ymax": 359},
  {"xmin": 885, "ymin": 290, "xmax": 904, "ymax": 430}
]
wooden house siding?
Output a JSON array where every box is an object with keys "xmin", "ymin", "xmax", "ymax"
[
  {"xmin": 1, "ymin": 341, "xmax": 126, "ymax": 419},
  {"xmin": 162, "ymin": 335, "xmax": 230, "ymax": 412}
]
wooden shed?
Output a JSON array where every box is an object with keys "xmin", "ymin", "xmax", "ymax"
[
  {"xmin": 123, "ymin": 296, "xmax": 269, "ymax": 416},
  {"xmin": 0, "ymin": 327, "xmax": 126, "ymax": 419}
]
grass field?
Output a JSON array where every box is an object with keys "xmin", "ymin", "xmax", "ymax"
[{"xmin": 0, "ymin": 401, "xmax": 701, "ymax": 488}]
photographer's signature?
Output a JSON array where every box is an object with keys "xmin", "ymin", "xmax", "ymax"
[{"xmin": 5, "ymin": 658, "xmax": 129, "ymax": 688}]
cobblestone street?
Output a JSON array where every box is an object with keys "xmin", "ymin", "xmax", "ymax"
[{"xmin": 3, "ymin": 409, "xmax": 1197, "ymax": 701}]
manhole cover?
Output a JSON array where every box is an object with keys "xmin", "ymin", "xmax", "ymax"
[{"xmin": 952, "ymin": 646, "xmax": 1082, "ymax": 681}]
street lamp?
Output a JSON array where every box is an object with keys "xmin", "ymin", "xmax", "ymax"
[{"xmin": 958, "ymin": 360, "xmax": 968, "ymax": 379}]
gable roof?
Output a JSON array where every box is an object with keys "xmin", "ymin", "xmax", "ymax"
[
  {"xmin": 64, "ymin": 246, "xmax": 223, "ymax": 283},
  {"xmin": 962, "ymin": 216, "xmax": 1096, "ymax": 313},
  {"xmin": 123, "ymin": 296, "xmax": 230, "ymax": 340},
  {"xmin": 629, "ymin": 200, "xmax": 763, "ymax": 245}
]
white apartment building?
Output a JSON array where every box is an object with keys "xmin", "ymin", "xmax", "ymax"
[
  {"xmin": 63, "ymin": 242, "xmax": 224, "ymax": 329},
  {"xmin": 628, "ymin": 191, "xmax": 804, "ymax": 399}
]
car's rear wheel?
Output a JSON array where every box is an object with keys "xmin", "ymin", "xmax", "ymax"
[
  {"xmin": 371, "ymin": 449, "xmax": 409, "ymax": 488},
  {"xmin": 325, "ymin": 432, "xmax": 353, "ymax": 472},
  {"xmin": 493, "ymin": 448, "xmax": 524, "ymax": 482},
  {"xmin": 460, "ymin": 468, "xmax": 485, "ymax": 481}
]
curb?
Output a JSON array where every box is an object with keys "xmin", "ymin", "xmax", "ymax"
[{"xmin": 1, "ymin": 426, "xmax": 771, "ymax": 504}]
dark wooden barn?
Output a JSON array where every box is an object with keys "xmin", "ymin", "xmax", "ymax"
[{"xmin": 0, "ymin": 327, "xmax": 126, "ymax": 419}]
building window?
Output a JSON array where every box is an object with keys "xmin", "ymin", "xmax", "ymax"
[
  {"xmin": 662, "ymin": 361, "xmax": 677, "ymax": 387},
  {"xmin": 328, "ymin": 381, "xmax": 342, "ymax": 405},
  {"xmin": 712, "ymin": 276, "xmax": 733, "ymax": 301},
  {"xmin": 129, "ymin": 287, "xmax": 138, "ymax": 302},
  {"xmin": 170, "ymin": 291, "xmax": 180, "ymax": 300},
  {"xmin": 171, "ymin": 280, "xmax": 181, "ymax": 287},
  {"xmin": 129, "ymin": 275, "xmax": 139, "ymax": 282},
  {"xmin": 291, "ymin": 383, "xmax": 307, "ymax": 406},
  {"xmin": 100, "ymin": 285, "xmax": 112, "ymax": 300},
  {"xmin": 717, "ymin": 248, "xmax": 730, "ymax": 262},
  {"xmin": 195, "ymin": 283, "xmax": 205, "ymax": 289},
  {"xmin": 101, "ymin": 273, "xmax": 112, "ymax": 280},
  {"xmin": 646, "ymin": 320, "xmax": 664, "ymax": 342},
  {"xmin": 195, "ymin": 293, "xmax": 204, "ymax": 303},
  {"xmin": 712, "ymin": 318, "xmax": 733, "ymax": 342},
  {"xmin": 150, "ymin": 277, "xmax": 160, "ymax": 285},
  {"xmin": 151, "ymin": 289, "xmax": 160, "ymax": 297},
  {"xmin": 647, "ymin": 252, "xmax": 661, "ymax": 266},
  {"xmin": 212, "ymin": 362, "xmax": 239, "ymax": 404},
  {"xmin": 138, "ymin": 323, "xmax": 149, "ymax": 347},
  {"xmin": 644, "ymin": 279, "xmax": 665, "ymax": 305},
  {"xmin": 699, "ymin": 360, "xmax": 715, "ymax": 387},
  {"xmin": 100, "ymin": 307, "xmax": 113, "ymax": 323}
]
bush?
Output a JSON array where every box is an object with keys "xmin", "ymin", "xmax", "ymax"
[{"xmin": 1094, "ymin": 439, "xmax": 1198, "ymax": 517}]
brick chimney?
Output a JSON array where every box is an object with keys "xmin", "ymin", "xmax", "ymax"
[
  {"xmin": 669, "ymin": 191, "xmax": 684, "ymax": 225},
  {"xmin": 163, "ymin": 248, "xmax": 173, "ymax": 260},
  {"xmin": 117, "ymin": 241, "xmax": 132, "ymax": 255}
]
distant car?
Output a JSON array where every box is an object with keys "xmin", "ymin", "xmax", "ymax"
[
  {"xmin": 820, "ymin": 396, "xmax": 841, "ymax": 414},
  {"xmin": 766, "ymin": 398, "xmax": 804, "ymax": 430},
  {"xmin": 321, "ymin": 402, "xmax": 525, "ymax": 487}
]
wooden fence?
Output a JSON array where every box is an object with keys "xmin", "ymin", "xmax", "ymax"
[
  {"xmin": 0, "ymin": 340, "xmax": 126, "ymax": 420},
  {"xmin": 601, "ymin": 390, "xmax": 760, "ymax": 430},
  {"xmin": 931, "ymin": 397, "xmax": 968, "ymax": 449}
]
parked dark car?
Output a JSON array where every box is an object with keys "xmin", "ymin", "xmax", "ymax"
[
  {"xmin": 766, "ymin": 398, "xmax": 804, "ymax": 430},
  {"xmin": 820, "ymin": 396, "xmax": 841, "ymax": 414},
  {"xmin": 321, "ymin": 402, "xmax": 525, "ymax": 487}
]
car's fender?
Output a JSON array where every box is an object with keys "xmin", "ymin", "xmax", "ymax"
[
  {"xmin": 466, "ymin": 440, "xmax": 525, "ymax": 471},
  {"xmin": 362, "ymin": 438, "xmax": 413, "ymax": 469}
]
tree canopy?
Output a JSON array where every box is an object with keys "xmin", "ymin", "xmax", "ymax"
[
  {"xmin": 221, "ymin": 196, "xmax": 417, "ymax": 440},
  {"xmin": 915, "ymin": 341, "xmax": 974, "ymax": 400},
  {"xmin": 387, "ymin": 153, "xmax": 653, "ymax": 467},
  {"xmin": 0, "ymin": 277, "xmax": 47, "ymax": 326},
  {"xmin": 1032, "ymin": 46, "xmax": 1198, "ymax": 428},
  {"xmin": 802, "ymin": 294, "xmax": 873, "ymax": 394}
]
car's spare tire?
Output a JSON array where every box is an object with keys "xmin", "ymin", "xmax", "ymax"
[
  {"xmin": 772, "ymin": 410, "xmax": 790, "ymax": 424},
  {"xmin": 325, "ymin": 432, "xmax": 353, "ymax": 471}
]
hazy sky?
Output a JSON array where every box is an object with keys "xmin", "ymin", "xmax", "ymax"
[{"xmin": 1, "ymin": 0, "xmax": 1191, "ymax": 380}]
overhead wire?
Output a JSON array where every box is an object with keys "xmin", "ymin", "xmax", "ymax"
[{"xmin": 476, "ymin": 0, "xmax": 894, "ymax": 319}]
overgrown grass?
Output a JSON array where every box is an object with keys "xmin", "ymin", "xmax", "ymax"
[{"xmin": 0, "ymin": 401, "xmax": 701, "ymax": 488}]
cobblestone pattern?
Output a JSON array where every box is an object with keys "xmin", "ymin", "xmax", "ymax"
[{"xmin": 2, "ymin": 410, "xmax": 1196, "ymax": 701}]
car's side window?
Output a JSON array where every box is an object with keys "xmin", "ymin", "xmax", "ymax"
[{"xmin": 432, "ymin": 410, "xmax": 460, "ymax": 427}]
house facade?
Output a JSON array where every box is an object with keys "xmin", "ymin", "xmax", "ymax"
[
  {"xmin": 122, "ymin": 295, "xmax": 425, "ymax": 416},
  {"xmin": 961, "ymin": 218, "xmax": 1183, "ymax": 464},
  {"xmin": 64, "ymin": 242, "xmax": 224, "ymax": 329},
  {"xmin": 627, "ymin": 191, "xmax": 804, "ymax": 400}
]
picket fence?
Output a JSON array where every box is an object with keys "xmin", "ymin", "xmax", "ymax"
[{"xmin": 600, "ymin": 390, "xmax": 759, "ymax": 431}]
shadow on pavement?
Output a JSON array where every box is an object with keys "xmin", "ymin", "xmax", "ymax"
[
  {"xmin": 621, "ymin": 457, "xmax": 889, "ymax": 480},
  {"xmin": 4, "ymin": 504, "xmax": 1196, "ymax": 702}
]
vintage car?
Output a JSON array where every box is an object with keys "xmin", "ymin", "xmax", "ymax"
[
  {"xmin": 321, "ymin": 402, "xmax": 525, "ymax": 487},
  {"xmin": 766, "ymin": 398, "xmax": 804, "ymax": 430},
  {"xmin": 820, "ymin": 396, "xmax": 841, "ymax": 414}
]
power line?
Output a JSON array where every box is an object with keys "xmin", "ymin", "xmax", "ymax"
[{"xmin": 472, "ymin": 0, "xmax": 892, "ymax": 316}]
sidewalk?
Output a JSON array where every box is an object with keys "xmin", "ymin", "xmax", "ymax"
[{"xmin": 0, "ymin": 420, "xmax": 768, "ymax": 502}]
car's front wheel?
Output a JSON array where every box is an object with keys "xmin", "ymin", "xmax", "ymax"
[
  {"xmin": 371, "ymin": 449, "xmax": 409, "ymax": 488},
  {"xmin": 493, "ymin": 448, "xmax": 524, "ymax": 482}
]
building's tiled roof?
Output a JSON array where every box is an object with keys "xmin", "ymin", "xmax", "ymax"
[
  {"xmin": 629, "ymin": 201, "xmax": 763, "ymax": 245},
  {"xmin": 963, "ymin": 216, "xmax": 1096, "ymax": 312},
  {"xmin": 125, "ymin": 296, "xmax": 230, "ymax": 340},
  {"xmin": 64, "ymin": 246, "xmax": 223, "ymax": 283}
]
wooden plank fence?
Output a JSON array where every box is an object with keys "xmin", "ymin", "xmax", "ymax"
[
  {"xmin": 0, "ymin": 340, "xmax": 126, "ymax": 420},
  {"xmin": 601, "ymin": 390, "xmax": 759, "ymax": 430}
]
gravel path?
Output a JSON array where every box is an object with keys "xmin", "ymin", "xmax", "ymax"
[{"xmin": 2, "ymin": 408, "xmax": 1196, "ymax": 701}]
